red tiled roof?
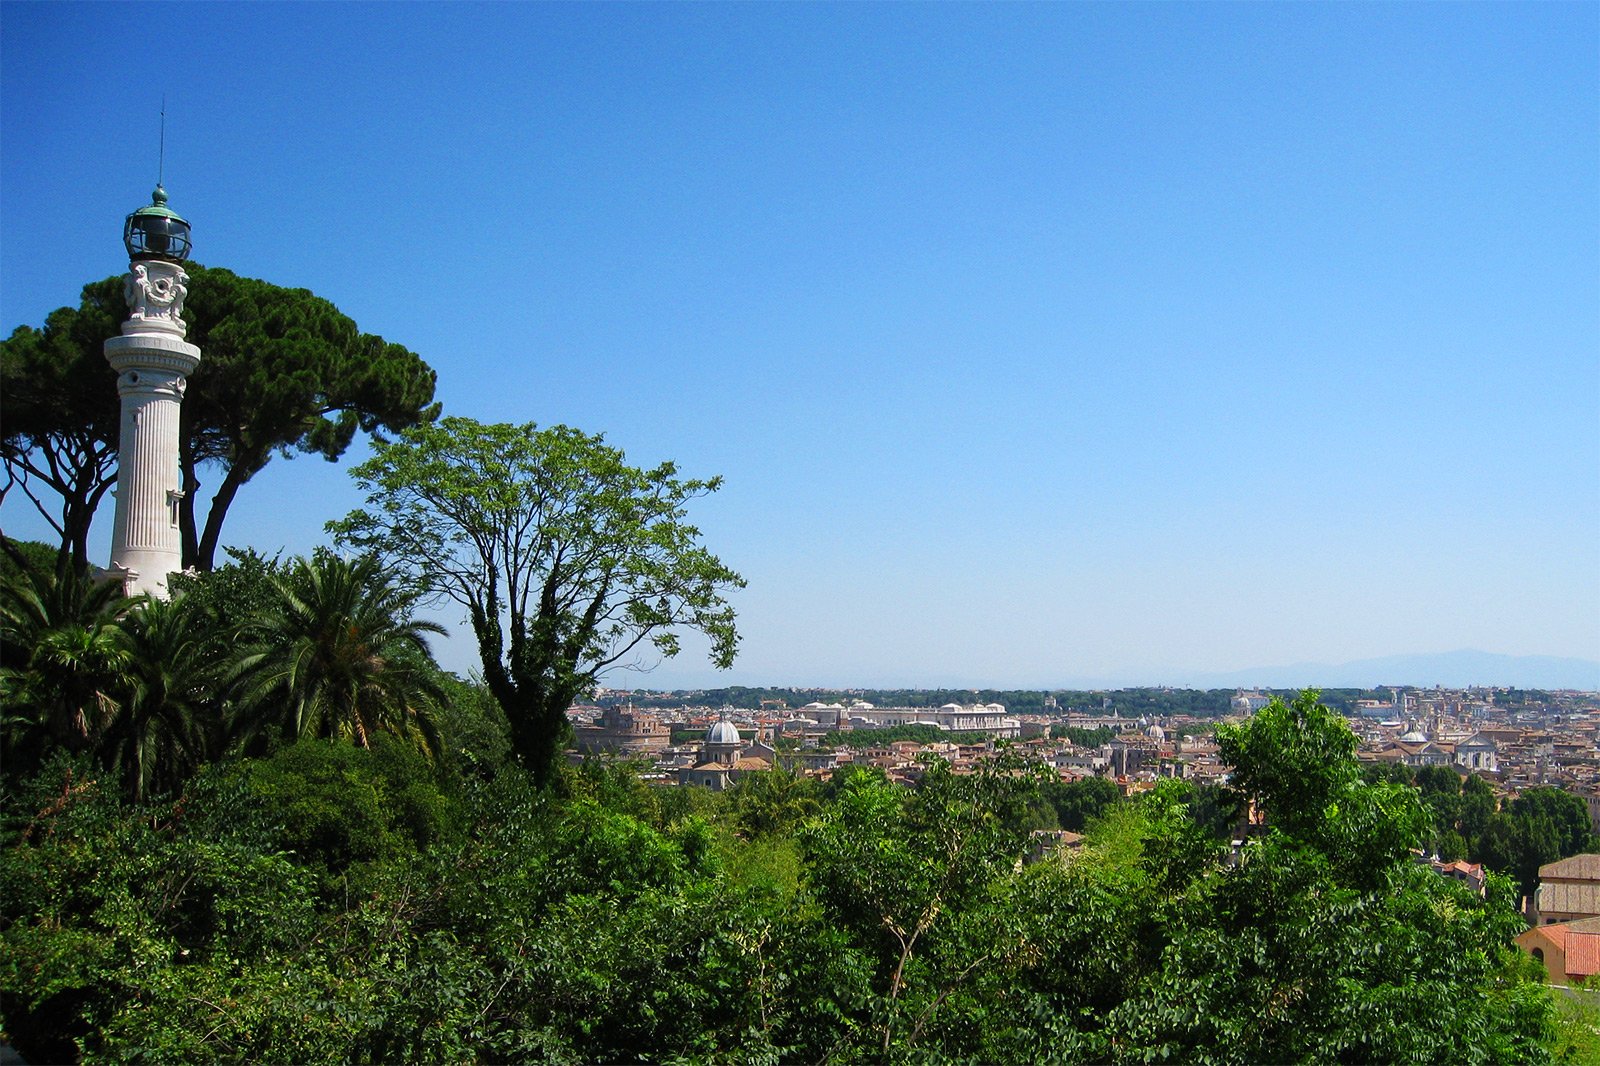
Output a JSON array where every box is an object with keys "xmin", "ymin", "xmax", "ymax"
[{"xmin": 1567, "ymin": 933, "xmax": 1600, "ymax": 978}]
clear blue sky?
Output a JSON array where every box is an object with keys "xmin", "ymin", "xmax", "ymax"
[{"xmin": 3, "ymin": 2, "xmax": 1596, "ymax": 687}]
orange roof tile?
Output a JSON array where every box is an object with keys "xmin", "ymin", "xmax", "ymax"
[
  {"xmin": 1522, "ymin": 925, "xmax": 1566, "ymax": 953},
  {"xmin": 1567, "ymin": 933, "xmax": 1600, "ymax": 978}
]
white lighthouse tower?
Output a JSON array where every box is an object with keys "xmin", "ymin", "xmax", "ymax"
[{"xmin": 104, "ymin": 186, "xmax": 199, "ymax": 599}]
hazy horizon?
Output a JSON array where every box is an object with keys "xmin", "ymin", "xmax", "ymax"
[{"xmin": 598, "ymin": 648, "xmax": 1600, "ymax": 695}]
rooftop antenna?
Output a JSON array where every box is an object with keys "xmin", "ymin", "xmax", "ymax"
[{"xmin": 158, "ymin": 95, "xmax": 166, "ymax": 187}]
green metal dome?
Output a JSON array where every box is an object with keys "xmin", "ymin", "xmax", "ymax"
[{"xmin": 124, "ymin": 185, "xmax": 191, "ymax": 262}]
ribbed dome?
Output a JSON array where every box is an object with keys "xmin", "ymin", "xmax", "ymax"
[{"xmin": 706, "ymin": 721, "xmax": 741, "ymax": 746}]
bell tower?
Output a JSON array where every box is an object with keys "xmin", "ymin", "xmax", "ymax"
[{"xmin": 103, "ymin": 185, "xmax": 200, "ymax": 598}]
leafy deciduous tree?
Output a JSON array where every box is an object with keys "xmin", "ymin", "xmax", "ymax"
[
  {"xmin": 330, "ymin": 417, "xmax": 744, "ymax": 787},
  {"xmin": 1110, "ymin": 692, "xmax": 1554, "ymax": 1063},
  {"xmin": 1220, "ymin": 689, "xmax": 1431, "ymax": 887},
  {"xmin": 802, "ymin": 754, "xmax": 1049, "ymax": 1055},
  {"xmin": 1044, "ymin": 773, "xmax": 1123, "ymax": 831}
]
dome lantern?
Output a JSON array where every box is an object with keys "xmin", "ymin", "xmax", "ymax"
[{"xmin": 123, "ymin": 185, "xmax": 191, "ymax": 262}]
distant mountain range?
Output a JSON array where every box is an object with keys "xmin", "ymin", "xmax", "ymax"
[{"xmin": 1151, "ymin": 650, "xmax": 1600, "ymax": 692}]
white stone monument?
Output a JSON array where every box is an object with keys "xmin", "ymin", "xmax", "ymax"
[{"xmin": 104, "ymin": 185, "xmax": 199, "ymax": 599}]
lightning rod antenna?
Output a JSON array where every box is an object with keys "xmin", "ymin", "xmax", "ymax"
[{"xmin": 158, "ymin": 96, "xmax": 166, "ymax": 186}]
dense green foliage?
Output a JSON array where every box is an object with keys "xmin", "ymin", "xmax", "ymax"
[
  {"xmin": 229, "ymin": 552, "xmax": 445, "ymax": 753},
  {"xmin": 1, "ymin": 686, "xmax": 1573, "ymax": 1062},
  {"xmin": 0, "ymin": 268, "xmax": 437, "ymax": 571},
  {"xmin": 1044, "ymin": 774, "xmax": 1124, "ymax": 831},
  {"xmin": 0, "ymin": 546, "xmax": 452, "ymax": 800},
  {"xmin": 0, "ymin": 284, "xmax": 123, "ymax": 571},
  {"xmin": 1, "ymin": 556, "xmax": 146, "ymax": 778}
]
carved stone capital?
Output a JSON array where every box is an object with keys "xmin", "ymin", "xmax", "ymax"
[{"xmin": 122, "ymin": 261, "xmax": 190, "ymax": 338}]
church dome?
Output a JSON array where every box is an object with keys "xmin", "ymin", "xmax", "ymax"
[{"xmin": 706, "ymin": 721, "xmax": 741, "ymax": 746}]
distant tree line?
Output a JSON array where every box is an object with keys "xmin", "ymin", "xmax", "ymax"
[
  {"xmin": 817, "ymin": 725, "xmax": 996, "ymax": 748},
  {"xmin": 621, "ymin": 686, "xmax": 1587, "ymax": 721},
  {"xmin": 617, "ymin": 686, "xmax": 1403, "ymax": 718},
  {"xmin": 1053, "ymin": 724, "xmax": 1116, "ymax": 747}
]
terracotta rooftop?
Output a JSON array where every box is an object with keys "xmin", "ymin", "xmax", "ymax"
[{"xmin": 1568, "ymin": 932, "xmax": 1600, "ymax": 977}]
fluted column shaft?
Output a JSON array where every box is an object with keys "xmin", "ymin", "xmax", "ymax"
[{"xmin": 104, "ymin": 259, "xmax": 200, "ymax": 600}]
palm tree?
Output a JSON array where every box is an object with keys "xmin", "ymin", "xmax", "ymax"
[
  {"xmin": 105, "ymin": 596, "xmax": 223, "ymax": 802},
  {"xmin": 229, "ymin": 552, "xmax": 446, "ymax": 754},
  {"xmin": 0, "ymin": 559, "xmax": 141, "ymax": 774}
]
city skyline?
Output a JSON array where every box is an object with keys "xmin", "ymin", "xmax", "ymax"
[{"xmin": 3, "ymin": 3, "xmax": 1596, "ymax": 689}]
